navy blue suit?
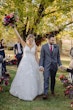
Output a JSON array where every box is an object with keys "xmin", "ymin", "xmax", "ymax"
[
  {"xmin": 0, "ymin": 44, "xmax": 7, "ymax": 76},
  {"xmin": 14, "ymin": 43, "xmax": 23, "ymax": 66}
]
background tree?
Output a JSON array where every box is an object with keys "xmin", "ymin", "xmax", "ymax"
[{"xmin": 0, "ymin": 0, "xmax": 73, "ymax": 52}]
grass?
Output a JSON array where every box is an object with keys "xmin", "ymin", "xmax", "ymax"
[{"xmin": 0, "ymin": 57, "xmax": 73, "ymax": 110}]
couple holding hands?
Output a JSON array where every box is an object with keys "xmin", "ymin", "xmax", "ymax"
[{"xmin": 10, "ymin": 26, "xmax": 73, "ymax": 101}]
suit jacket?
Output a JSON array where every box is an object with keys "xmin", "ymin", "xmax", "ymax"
[
  {"xmin": 14, "ymin": 43, "xmax": 23, "ymax": 55},
  {"xmin": 39, "ymin": 43, "xmax": 62, "ymax": 72}
]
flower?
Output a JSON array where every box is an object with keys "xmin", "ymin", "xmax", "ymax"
[
  {"xmin": 3, "ymin": 12, "xmax": 19, "ymax": 27},
  {"xmin": 59, "ymin": 74, "xmax": 69, "ymax": 87},
  {"xmin": 59, "ymin": 74, "xmax": 67, "ymax": 80},
  {"xmin": 64, "ymin": 84, "xmax": 73, "ymax": 98},
  {"xmin": 0, "ymin": 74, "xmax": 10, "ymax": 86},
  {"xmin": 5, "ymin": 80, "xmax": 9, "ymax": 86},
  {"xmin": 59, "ymin": 74, "xmax": 73, "ymax": 98},
  {"xmin": 64, "ymin": 89, "xmax": 69, "ymax": 96}
]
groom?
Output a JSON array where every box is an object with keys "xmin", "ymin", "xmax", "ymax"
[{"xmin": 39, "ymin": 34, "xmax": 63, "ymax": 99}]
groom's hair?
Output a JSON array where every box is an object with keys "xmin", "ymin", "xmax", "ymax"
[{"xmin": 47, "ymin": 34, "xmax": 54, "ymax": 39}]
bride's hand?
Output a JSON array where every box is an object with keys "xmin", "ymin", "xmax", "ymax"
[{"xmin": 39, "ymin": 66, "xmax": 44, "ymax": 72}]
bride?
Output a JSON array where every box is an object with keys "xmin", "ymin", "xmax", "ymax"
[{"xmin": 10, "ymin": 27, "xmax": 44, "ymax": 101}]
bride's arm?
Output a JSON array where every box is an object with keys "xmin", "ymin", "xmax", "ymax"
[
  {"xmin": 14, "ymin": 27, "xmax": 25, "ymax": 47},
  {"xmin": 35, "ymin": 46, "xmax": 39, "ymax": 64}
]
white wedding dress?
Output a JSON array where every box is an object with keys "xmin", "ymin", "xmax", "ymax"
[{"xmin": 10, "ymin": 45, "xmax": 44, "ymax": 101}]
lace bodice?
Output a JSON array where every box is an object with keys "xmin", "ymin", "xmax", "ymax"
[{"xmin": 23, "ymin": 45, "xmax": 36, "ymax": 57}]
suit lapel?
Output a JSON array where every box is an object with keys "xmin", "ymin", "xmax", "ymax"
[
  {"xmin": 52, "ymin": 44, "xmax": 56, "ymax": 56},
  {"xmin": 45, "ymin": 43, "xmax": 50, "ymax": 56},
  {"xmin": 45, "ymin": 44, "xmax": 57, "ymax": 56}
]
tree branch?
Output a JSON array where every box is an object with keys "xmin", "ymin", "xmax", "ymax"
[{"xmin": 43, "ymin": 5, "xmax": 73, "ymax": 17}]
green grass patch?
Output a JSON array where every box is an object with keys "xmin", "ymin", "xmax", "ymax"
[{"xmin": 0, "ymin": 59, "xmax": 73, "ymax": 110}]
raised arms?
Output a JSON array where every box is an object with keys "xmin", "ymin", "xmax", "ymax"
[{"xmin": 14, "ymin": 27, "xmax": 25, "ymax": 47}]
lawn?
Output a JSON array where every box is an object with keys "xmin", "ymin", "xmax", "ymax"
[{"xmin": 0, "ymin": 57, "xmax": 73, "ymax": 110}]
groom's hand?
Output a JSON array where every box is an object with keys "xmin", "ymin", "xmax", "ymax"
[{"xmin": 58, "ymin": 65, "xmax": 66, "ymax": 71}]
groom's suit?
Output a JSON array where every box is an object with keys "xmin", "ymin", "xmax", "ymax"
[{"xmin": 40, "ymin": 43, "xmax": 62, "ymax": 95}]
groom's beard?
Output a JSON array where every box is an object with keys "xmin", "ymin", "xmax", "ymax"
[{"xmin": 49, "ymin": 43, "xmax": 54, "ymax": 45}]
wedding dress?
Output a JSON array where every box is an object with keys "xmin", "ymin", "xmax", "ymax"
[{"xmin": 10, "ymin": 45, "xmax": 44, "ymax": 101}]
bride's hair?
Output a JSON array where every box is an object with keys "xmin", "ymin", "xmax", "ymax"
[
  {"xmin": 26, "ymin": 34, "xmax": 35, "ymax": 40},
  {"xmin": 26, "ymin": 34, "xmax": 36, "ymax": 46}
]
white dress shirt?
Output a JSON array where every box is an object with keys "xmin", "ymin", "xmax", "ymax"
[{"xmin": 17, "ymin": 43, "xmax": 22, "ymax": 54}]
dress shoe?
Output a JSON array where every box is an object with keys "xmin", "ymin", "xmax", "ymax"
[
  {"xmin": 51, "ymin": 92, "xmax": 55, "ymax": 97},
  {"xmin": 43, "ymin": 94, "xmax": 48, "ymax": 100}
]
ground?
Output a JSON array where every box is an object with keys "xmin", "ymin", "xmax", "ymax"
[{"xmin": 0, "ymin": 56, "xmax": 73, "ymax": 110}]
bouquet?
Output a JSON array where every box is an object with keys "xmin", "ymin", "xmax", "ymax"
[{"xmin": 2, "ymin": 12, "xmax": 19, "ymax": 27}]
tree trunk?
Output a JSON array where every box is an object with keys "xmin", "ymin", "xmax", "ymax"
[{"xmin": 56, "ymin": 38, "xmax": 62, "ymax": 54}]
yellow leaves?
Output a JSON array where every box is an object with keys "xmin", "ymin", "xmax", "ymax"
[{"xmin": 0, "ymin": 0, "xmax": 73, "ymax": 40}]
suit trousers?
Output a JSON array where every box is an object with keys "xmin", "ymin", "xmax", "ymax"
[{"xmin": 44, "ymin": 66, "xmax": 57, "ymax": 95}]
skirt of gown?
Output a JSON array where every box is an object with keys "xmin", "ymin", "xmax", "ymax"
[{"xmin": 10, "ymin": 55, "xmax": 44, "ymax": 101}]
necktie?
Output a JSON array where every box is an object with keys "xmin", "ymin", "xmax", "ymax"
[{"xmin": 50, "ymin": 45, "xmax": 52, "ymax": 52}]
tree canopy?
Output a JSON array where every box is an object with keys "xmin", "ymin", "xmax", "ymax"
[{"xmin": 0, "ymin": 0, "xmax": 73, "ymax": 44}]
